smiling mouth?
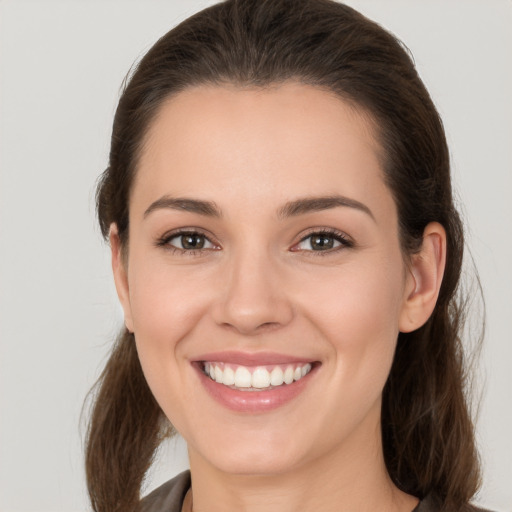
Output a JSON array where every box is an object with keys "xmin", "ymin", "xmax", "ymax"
[{"xmin": 202, "ymin": 361, "xmax": 314, "ymax": 391}]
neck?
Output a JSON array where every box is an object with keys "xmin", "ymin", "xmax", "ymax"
[{"xmin": 186, "ymin": 408, "xmax": 418, "ymax": 512}]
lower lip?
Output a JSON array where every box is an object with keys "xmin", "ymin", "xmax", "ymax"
[{"xmin": 194, "ymin": 363, "xmax": 317, "ymax": 413}]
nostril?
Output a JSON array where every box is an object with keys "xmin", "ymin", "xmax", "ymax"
[{"xmin": 219, "ymin": 320, "xmax": 284, "ymax": 336}]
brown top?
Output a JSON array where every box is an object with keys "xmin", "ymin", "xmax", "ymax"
[
  {"xmin": 139, "ymin": 471, "xmax": 191, "ymax": 512},
  {"xmin": 138, "ymin": 470, "xmax": 493, "ymax": 512}
]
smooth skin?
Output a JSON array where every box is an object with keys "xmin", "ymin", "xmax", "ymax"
[{"xmin": 111, "ymin": 83, "xmax": 446, "ymax": 512}]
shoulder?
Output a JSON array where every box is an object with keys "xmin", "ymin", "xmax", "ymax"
[
  {"xmin": 415, "ymin": 495, "xmax": 496, "ymax": 512},
  {"xmin": 138, "ymin": 470, "xmax": 191, "ymax": 512}
]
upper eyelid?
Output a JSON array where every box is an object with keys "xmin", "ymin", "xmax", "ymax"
[
  {"xmin": 156, "ymin": 228, "xmax": 220, "ymax": 251},
  {"xmin": 297, "ymin": 227, "xmax": 351, "ymax": 242},
  {"xmin": 160, "ymin": 227, "xmax": 216, "ymax": 241}
]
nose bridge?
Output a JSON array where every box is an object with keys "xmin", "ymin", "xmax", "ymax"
[{"xmin": 214, "ymin": 238, "xmax": 293, "ymax": 334}]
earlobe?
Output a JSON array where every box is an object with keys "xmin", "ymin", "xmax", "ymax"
[
  {"xmin": 399, "ymin": 222, "xmax": 447, "ymax": 333},
  {"xmin": 109, "ymin": 223, "xmax": 134, "ymax": 333}
]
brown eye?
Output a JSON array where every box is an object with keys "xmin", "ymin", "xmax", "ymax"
[
  {"xmin": 167, "ymin": 232, "xmax": 215, "ymax": 251},
  {"xmin": 294, "ymin": 231, "xmax": 351, "ymax": 252},
  {"xmin": 310, "ymin": 234, "xmax": 336, "ymax": 250},
  {"xmin": 181, "ymin": 233, "xmax": 206, "ymax": 249}
]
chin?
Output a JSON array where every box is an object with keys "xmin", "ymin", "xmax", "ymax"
[
  {"xmin": 209, "ymin": 452, "xmax": 304, "ymax": 477},
  {"xmin": 189, "ymin": 429, "xmax": 309, "ymax": 477}
]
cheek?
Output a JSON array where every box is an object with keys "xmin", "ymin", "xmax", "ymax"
[
  {"xmin": 296, "ymin": 256, "xmax": 405, "ymax": 386},
  {"xmin": 126, "ymin": 257, "xmax": 211, "ymax": 398},
  {"xmin": 128, "ymin": 252, "xmax": 211, "ymax": 333},
  {"xmin": 300, "ymin": 254, "xmax": 404, "ymax": 332}
]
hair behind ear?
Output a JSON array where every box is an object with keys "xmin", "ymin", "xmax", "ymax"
[
  {"xmin": 84, "ymin": 329, "xmax": 172, "ymax": 512},
  {"xmin": 382, "ymin": 309, "xmax": 481, "ymax": 510}
]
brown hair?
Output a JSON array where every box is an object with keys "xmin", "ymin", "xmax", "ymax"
[{"xmin": 85, "ymin": 1, "xmax": 481, "ymax": 511}]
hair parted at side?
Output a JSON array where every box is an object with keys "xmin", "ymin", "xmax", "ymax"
[{"xmin": 86, "ymin": 1, "xmax": 481, "ymax": 511}]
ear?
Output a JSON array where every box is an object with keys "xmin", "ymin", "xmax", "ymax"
[
  {"xmin": 110, "ymin": 223, "xmax": 134, "ymax": 333},
  {"xmin": 399, "ymin": 222, "xmax": 447, "ymax": 333}
]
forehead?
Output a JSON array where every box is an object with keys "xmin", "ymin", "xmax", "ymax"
[{"xmin": 133, "ymin": 82, "xmax": 392, "ymax": 221}]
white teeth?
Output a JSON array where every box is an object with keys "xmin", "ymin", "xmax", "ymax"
[
  {"xmin": 301, "ymin": 363, "xmax": 311, "ymax": 376},
  {"xmin": 203, "ymin": 362, "xmax": 313, "ymax": 390},
  {"xmin": 234, "ymin": 366, "xmax": 252, "ymax": 388},
  {"xmin": 270, "ymin": 366, "xmax": 284, "ymax": 386},
  {"xmin": 252, "ymin": 367, "xmax": 271, "ymax": 388},
  {"xmin": 283, "ymin": 366, "xmax": 294, "ymax": 384},
  {"xmin": 222, "ymin": 365, "xmax": 235, "ymax": 386}
]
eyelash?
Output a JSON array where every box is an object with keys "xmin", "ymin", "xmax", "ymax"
[
  {"xmin": 156, "ymin": 229, "xmax": 219, "ymax": 256},
  {"xmin": 293, "ymin": 228, "xmax": 353, "ymax": 256},
  {"xmin": 156, "ymin": 228, "xmax": 353, "ymax": 256}
]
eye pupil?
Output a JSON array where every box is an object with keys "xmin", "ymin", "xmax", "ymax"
[
  {"xmin": 182, "ymin": 234, "xmax": 205, "ymax": 249},
  {"xmin": 311, "ymin": 235, "xmax": 334, "ymax": 250}
]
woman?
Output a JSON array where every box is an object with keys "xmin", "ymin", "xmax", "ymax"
[{"xmin": 85, "ymin": 1, "xmax": 489, "ymax": 511}]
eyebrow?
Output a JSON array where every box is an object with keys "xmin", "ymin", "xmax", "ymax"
[
  {"xmin": 143, "ymin": 194, "xmax": 375, "ymax": 221},
  {"xmin": 277, "ymin": 195, "xmax": 375, "ymax": 221},
  {"xmin": 143, "ymin": 196, "xmax": 222, "ymax": 218}
]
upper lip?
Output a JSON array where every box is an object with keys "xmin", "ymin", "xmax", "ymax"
[{"xmin": 192, "ymin": 351, "xmax": 317, "ymax": 366}]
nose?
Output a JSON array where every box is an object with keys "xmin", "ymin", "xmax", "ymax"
[{"xmin": 212, "ymin": 247, "xmax": 294, "ymax": 335}]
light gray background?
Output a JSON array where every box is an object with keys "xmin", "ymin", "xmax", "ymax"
[{"xmin": 0, "ymin": 1, "xmax": 511, "ymax": 511}]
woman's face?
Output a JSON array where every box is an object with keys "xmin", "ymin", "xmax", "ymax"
[{"xmin": 114, "ymin": 83, "xmax": 417, "ymax": 476}]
